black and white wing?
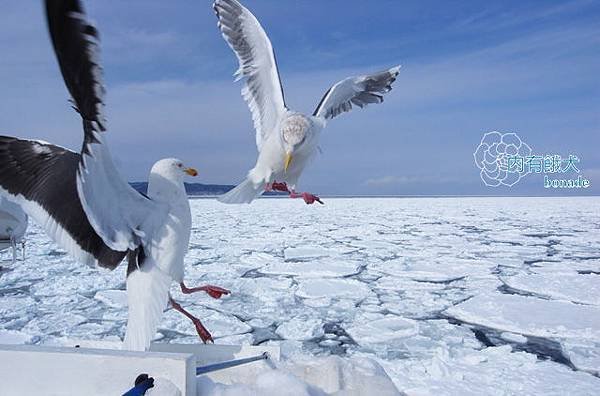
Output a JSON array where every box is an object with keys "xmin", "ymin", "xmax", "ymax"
[
  {"xmin": 313, "ymin": 66, "xmax": 401, "ymax": 120},
  {"xmin": 46, "ymin": 0, "xmax": 167, "ymax": 252},
  {"xmin": 0, "ymin": 137, "xmax": 126, "ymax": 269},
  {"xmin": 214, "ymin": 0, "xmax": 287, "ymax": 151}
]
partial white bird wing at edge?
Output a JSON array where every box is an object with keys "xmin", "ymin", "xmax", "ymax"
[
  {"xmin": 313, "ymin": 66, "xmax": 401, "ymax": 120},
  {"xmin": 214, "ymin": 0, "xmax": 287, "ymax": 151},
  {"xmin": 46, "ymin": 0, "xmax": 171, "ymax": 351}
]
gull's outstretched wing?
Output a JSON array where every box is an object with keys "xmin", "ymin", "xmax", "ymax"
[
  {"xmin": 0, "ymin": 136, "xmax": 127, "ymax": 269},
  {"xmin": 313, "ymin": 66, "xmax": 401, "ymax": 120},
  {"xmin": 46, "ymin": 0, "xmax": 167, "ymax": 252},
  {"xmin": 214, "ymin": 0, "xmax": 287, "ymax": 151}
]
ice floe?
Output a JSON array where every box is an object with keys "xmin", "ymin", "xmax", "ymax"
[
  {"xmin": 347, "ymin": 317, "xmax": 419, "ymax": 344},
  {"xmin": 501, "ymin": 272, "xmax": 600, "ymax": 305},
  {"xmin": 445, "ymin": 292, "xmax": 600, "ymax": 339},
  {"xmin": 261, "ymin": 258, "xmax": 362, "ymax": 278},
  {"xmin": 296, "ymin": 278, "xmax": 372, "ymax": 300},
  {"xmin": 276, "ymin": 317, "xmax": 324, "ymax": 341}
]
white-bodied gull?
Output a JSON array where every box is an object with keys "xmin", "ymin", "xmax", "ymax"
[
  {"xmin": 0, "ymin": 0, "xmax": 229, "ymax": 350},
  {"xmin": 214, "ymin": 0, "xmax": 401, "ymax": 205}
]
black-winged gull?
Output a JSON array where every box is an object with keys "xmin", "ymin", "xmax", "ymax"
[{"xmin": 0, "ymin": 0, "xmax": 229, "ymax": 350}]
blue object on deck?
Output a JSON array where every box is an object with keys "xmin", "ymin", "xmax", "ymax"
[
  {"xmin": 196, "ymin": 352, "xmax": 270, "ymax": 376},
  {"xmin": 122, "ymin": 374, "xmax": 154, "ymax": 396}
]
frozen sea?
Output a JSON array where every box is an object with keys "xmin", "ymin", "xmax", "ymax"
[{"xmin": 1, "ymin": 197, "xmax": 599, "ymax": 395}]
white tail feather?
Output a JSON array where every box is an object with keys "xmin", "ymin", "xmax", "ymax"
[
  {"xmin": 218, "ymin": 178, "xmax": 263, "ymax": 204},
  {"xmin": 123, "ymin": 261, "xmax": 172, "ymax": 351}
]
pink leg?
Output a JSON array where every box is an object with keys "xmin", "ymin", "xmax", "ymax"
[
  {"xmin": 180, "ymin": 282, "xmax": 230, "ymax": 299},
  {"xmin": 289, "ymin": 190, "xmax": 324, "ymax": 205},
  {"xmin": 169, "ymin": 296, "xmax": 213, "ymax": 343},
  {"xmin": 268, "ymin": 181, "xmax": 323, "ymax": 205}
]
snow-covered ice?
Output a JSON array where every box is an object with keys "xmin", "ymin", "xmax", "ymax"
[
  {"xmin": 501, "ymin": 272, "xmax": 600, "ymax": 305},
  {"xmin": 445, "ymin": 292, "xmax": 600, "ymax": 340},
  {"xmin": 1, "ymin": 197, "xmax": 600, "ymax": 394}
]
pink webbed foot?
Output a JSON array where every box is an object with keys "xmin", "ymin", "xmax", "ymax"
[
  {"xmin": 268, "ymin": 181, "xmax": 323, "ymax": 205},
  {"xmin": 270, "ymin": 181, "xmax": 291, "ymax": 193},
  {"xmin": 289, "ymin": 191, "xmax": 324, "ymax": 205},
  {"xmin": 191, "ymin": 317, "xmax": 214, "ymax": 344},
  {"xmin": 169, "ymin": 297, "xmax": 214, "ymax": 344},
  {"xmin": 201, "ymin": 285, "xmax": 230, "ymax": 299},
  {"xmin": 301, "ymin": 192, "xmax": 323, "ymax": 205},
  {"xmin": 180, "ymin": 282, "xmax": 230, "ymax": 299}
]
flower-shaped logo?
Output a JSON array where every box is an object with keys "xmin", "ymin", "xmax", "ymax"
[{"xmin": 474, "ymin": 131, "xmax": 532, "ymax": 187}]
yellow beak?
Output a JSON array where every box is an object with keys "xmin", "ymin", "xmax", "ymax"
[
  {"xmin": 284, "ymin": 153, "xmax": 293, "ymax": 173},
  {"xmin": 184, "ymin": 167, "xmax": 198, "ymax": 177}
]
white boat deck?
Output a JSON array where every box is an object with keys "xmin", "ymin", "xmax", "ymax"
[{"xmin": 0, "ymin": 343, "xmax": 279, "ymax": 395}]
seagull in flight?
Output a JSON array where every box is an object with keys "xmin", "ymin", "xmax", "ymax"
[
  {"xmin": 0, "ymin": 0, "xmax": 228, "ymax": 350},
  {"xmin": 214, "ymin": 0, "xmax": 401, "ymax": 205}
]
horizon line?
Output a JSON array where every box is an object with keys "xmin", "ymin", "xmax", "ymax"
[{"xmin": 188, "ymin": 194, "xmax": 600, "ymax": 199}]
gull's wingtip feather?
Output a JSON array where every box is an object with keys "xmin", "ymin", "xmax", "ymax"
[{"xmin": 390, "ymin": 65, "xmax": 402, "ymax": 75}]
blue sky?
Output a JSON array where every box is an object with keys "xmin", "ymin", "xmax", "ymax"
[{"xmin": 0, "ymin": 0, "xmax": 598, "ymax": 195}]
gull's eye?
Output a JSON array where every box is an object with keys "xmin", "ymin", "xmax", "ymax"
[{"xmin": 178, "ymin": 163, "xmax": 183, "ymax": 168}]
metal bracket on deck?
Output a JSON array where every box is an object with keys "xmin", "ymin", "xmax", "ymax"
[{"xmin": 196, "ymin": 352, "xmax": 271, "ymax": 375}]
